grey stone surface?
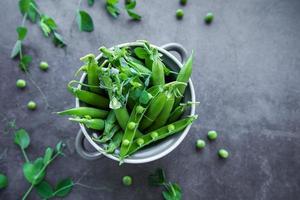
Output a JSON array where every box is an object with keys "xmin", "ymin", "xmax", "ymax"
[{"xmin": 1, "ymin": 0, "xmax": 300, "ymax": 199}]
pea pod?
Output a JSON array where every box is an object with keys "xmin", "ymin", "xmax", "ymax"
[
  {"xmin": 147, "ymin": 93, "xmax": 175, "ymax": 132},
  {"xmin": 57, "ymin": 107, "xmax": 108, "ymax": 118},
  {"xmin": 68, "ymin": 85, "xmax": 109, "ymax": 109},
  {"xmin": 174, "ymin": 53, "xmax": 193, "ymax": 106},
  {"xmin": 127, "ymin": 115, "xmax": 198, "ymax": 156},
  {"xmin": 80, "ymin": 54, "xmax": 102, "ymax": 94},
  {"xmin": 105, "ymin": 131, "xmax": 123, "ymax": 153},
  {"xmin": 167, "ymin": 101, "xmax": 199, "ymax": 123},
  {"xmin": 140, "ymin": 92, "xmax": 167, "ymax": 130},
  {"xmin": 119, "ymin": 104, "xmax": 148, "ymax": 160},
  {"xmin": 127, "ymin": 59, "xmax": 152, "ymax": 75},
  {"xmin": 69, "ymin": 117, "xmax": 105, "ymax": 130},
  {"xmin": 151, "ymin": 59, "xmax": 165, "ymax": 85},
  {"xmin": 95, "ymin": 124, "xmax": 120, "ymax": 143}
]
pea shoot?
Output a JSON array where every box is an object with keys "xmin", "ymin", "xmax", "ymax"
[
  {"xmin": 39, "ymin": 61, "xmax": 49, "ymax": 71},
  {"xmin": 218, "ymin": 149, "xmax": 229, "ymax": 159},
  {"xmin": 16, "ymin": 79, "xmax": 26, "ymax": 89},
  {"xmin": 207, "ymin": 130, "xmax": 218, "ymax": 141},
  {"xmin": 122, "ymin": 175, "xmax": 132, "ymax": 186},
  {"xmin": 196, "ymin": 139, "xmax": 206, "ymax": 149},
  {"xmin": 204, "ymin": 12, "xmax": 214, "ymax": 24},
  {"xmin": 176, "ymin": 9, "xmax": 184, "ymax": 19},
  {"xmin": 27, "ymin": 101, "xmax": 37, "ymax": 110},
  {"xmin": 0, "ymin": 173, "xmax": 8, "ymax": 189}
]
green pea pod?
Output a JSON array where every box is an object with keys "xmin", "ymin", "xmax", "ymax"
[
  {"xmin": 147, "ymin": 93, "xmax": 175, "ymax": 132},
  {"xmin": 57, "ymin": 107, "xmax": 108, "ymax": 118},
  {"xmin": 119, "ymin": 104, "xmax": 149, "ymax": 160},
  {"xmin": 127, "ymin": 59, "xmax": 152, "ymax": 75},
  {"xmin": 104, "ymin": 110, "xmax": 117, "ymax": 133},
  {"xmin": 151, "ymin": 59, "xmax": 165, "ymax": 86},
  {"xmin": 68, "ymin": 86, "xmax": 109, "ymax": 109},
  {"xmin": 96, "ymin": 124, "xmax": 120, "ymax": 143},
  {"xmin": 140, "ymin": 92, "xmax": 167, "ymax": 130},
  {"xmin": 69, "ymin": 117, "xmax": 105, "ymax": 130},
  {"xmin": 167, "ymin": 101, "xmax": 199, "ymax": 123},
  {"xmin": 127, "ymin": 115, "xmax": 198, "ymax": 156},
  {"xmin": 80, "ymin": 54, "xmax": 102, "ymax": 94},
  {"xmin": 105, "ymin": 131, "xmax": 123, "ymax": 153},
  {"xmin": 174, "ymin": 52, "xmax": 193, "ymax": 106}
]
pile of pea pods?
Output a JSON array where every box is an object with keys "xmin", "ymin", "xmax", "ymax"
[{"xmin": 57, "ymin": 41, "xmax": 198, "ymax": 161}]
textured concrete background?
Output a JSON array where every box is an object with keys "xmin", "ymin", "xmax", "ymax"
[{"xmin": 1, "ymin": 0, "xmax": 300, "ymax": 199}]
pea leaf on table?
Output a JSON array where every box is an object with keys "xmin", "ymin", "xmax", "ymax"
[
  {"xmin": 43, "ymin": 147, "xmax": 53, "ymax": 165},
  {"xmin": 54, "ymin": 178, "xmax": 74, "ymax": 197},
  {"xmin": 14, "ymin": 129, "xmax": 30, "ymax": 149},
  {"xmin": 76, "ymin": 10, "xmax": 94, "ymax": 32},
  {"xmin": 162, "ymin": 183, "xmax": 182, "ymax": 200},
  {"xmin": 11, "ymin": 40, "xmax": 22, "ymax": 58},
  {"xmin": 19, "ymin": 55, "xmax": 32, "ymax": 71},
  {"xmin": 105, "ymin": 0, "xmax": 120, "ymax": 18},
  {"xmin": 125, "ymin": 0, "xmax": 141, "ymax": 20},
  {"xmin": 19, "ymin": 0, "xmax": 38, "ymax": 22},
  {"xmin": 148, "ymin": 168, "xmax": 166, "ymax": 186},
  {"xmin": 0, "ymin": 173, "xmax": 8, "ymax": 189},
  {"xmin": 17, "ymin": 26, "xmax": 27, "ymax": 41},
  {"xmin": 53, "ymin": 32, "xmax": 66, "ymax": 47},
  {"xmin": 23, "ymin": 157, "xmax": 46, "ymax": 185},
  {"xmin": 55, "ymin": 141, "xmax": 64, "ymax": 155},
  {"xmin": 35, "ymin": 180, "xmax": 54, "ymax": 199}
]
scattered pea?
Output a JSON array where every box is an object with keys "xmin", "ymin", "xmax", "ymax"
[
  {"xmin": 150, "ymin": 132, "xmax": 158, "ymax": 139},
  {"xmin": 207, "ymin": 130, "xmax": 217, "ymax": 141},
  {"xmin": 180, "ymin": 0, "xmax": 187, "ymax": 6},
  {"xmin": 123, "ymin": 139, "xmax": 130, "ymax": 146},
  {"xmin": 196, "ymin": 139, "xmax": 206, "ymax": 149},
  {"xmin": 204, "ymin": 12, "xmax": 214, "ymax": 24},
  {"xmin": 218, "ymin": 149, "xmax": 229, "ymax": 159},
  {"xmin": 39, "ymin": 61, "xmax": 49, "ymax": 71},
  {"xmin": 27, "ymin": 101, "xmax": 37, "ymax": 110},
  {"xmin": 167, "ymin": 124, "xmax": 175, "ymax": 132},
  {"xmin": 127, "ymin": 122, "xmax": 136, "ymax": 130},
  {"xmin": 0, "ymin": 173, "xmax": 8, "ymax": 189},
  {"xmin": 16, "ymin": 79, "xmax": 26, "ymax": 89},
  {"xmin": 122, "ymin": 175, "xmax": 132, "ymax": 186},
  {"xmin": 176, "ymin": 9, "xmax": 184, "ymax": 19},
  {"xmin": 136, "ymin": 138, "xmax": 144, "ymax": 146}
]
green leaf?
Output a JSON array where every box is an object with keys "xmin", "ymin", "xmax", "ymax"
[
  {"xmin": 11, "ymin": 40, "xmax": 22, "ymax": 58},
  {"xmin": 17, "ymin": 26, "xmax": 27, "ymax": 41},
  {"xmin": 106, "ymin": 4, "xmax": 120, "ymax": 18},
  {"xmin": 134, "ymin": 47, "xmax": 147, "ymax": 59},
  {"xmin": 14, "ymin": 129, "xmax": 30, "ymax": 149},
  {"xmin": 19, "ymin": 55, "xmax": 32, "ymax": 71},
  {"xmin": 107, "ymin": 0, "xmax": 119, "ymax": 5},
  {"xmin": 43, "ymin": 148, "xmax": 53, "ymax": 165},
  {"xmin": 54, "ymin": 178, "xmax": 73, "ymax": 197},
  {"xmin": 163, "ymin": 183, "xmax": 182, "ymax": 200},
  {"xmin": 41, "ymin": 15, "xmax": 57, "ymax": 30},
  {"xmin": 19, "ymin": 0, "xmax": 38, "ymax": 22},
  {"xmin": 76, "ymin": 10, "xmax": 94, "ymax": 32},
  {"xmin": 125, "ymin": 0, "xmax": 136, "ymax": 9},
  {"xmin": 35, "ymin": 180, "xmax": 54, "ymax": 199},
  {"xmin": 0, "ymin": 173, "xmax": 8, "ymax": 189},
  {"xmin": 148, "ymin": 168, "xmax": 166, "ymax": 186},
  {"xmin": 87, "ymin": 0, "xmax": 94, "ymax": 6},
  {"xmin": 39, "ymin": 21, "xmax": 51, "ymax": 37},
  {"xmin": 23, "ymin": 157, "xmax": 46, "ymax": 185},
  {"xmin": 127, "ymin": 10, "xmax": 141, "ymax": 20},
  {"xmin": 53, "ymin": 32, "xmax": 66, "ymax": 48},
  {"xmin": 19, "ymin": 0, "xmax": 32, "ymax": 14}
]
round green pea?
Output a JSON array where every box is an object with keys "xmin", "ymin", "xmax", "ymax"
[
  {"xmin": 180, "ymin": 0, "xmax": 187, "ymax": 6},
  {"xmin": 127, "ymin": 122, "xmax": 136, "ymax": 130},
  {"xmin": 176, "ymin": 9, "xmax": 184, "ymax": 19},
  {"xmin": 150, "ymin": 132, "xmax": 158, "ymax": 139},
  {"xmin": 218, "ymin": 149, "xmax": 229, "ymax": 159},
  {"xmin": 136, "ymin": 138, "xmax": 144, "ymax": 146},
  {"xmin": 167, "ymin": 124, "xmax": 175, "ymax": 132},
  {"xmin": 0, "ymin": 173, "xmax": 8, "ymax": 189},
  {"xmin": 204, "ymin": 12, "xmax": 214, "ymax": 24},
  {"xmin": 16, "ymin": 79, "xmax": 26, "ymax": 89},
  {"xmin": 39, "ymin": 61, "xmax": 49, "ymax": 71},
  {"xmin": 207, "ymin": 130, "xmax": 218, "ymax": 140},
  {"xmin": 122, "ymin": 175, "xmax": 132, "ymax": 186},
  {"xmin": 136, "ymin": 106, "xmax": 145, "ymax": 114},
  {"xmin": 123, "ymin": 139, "xmax": 130, "ymax": 146},
  {"xmin": 196, "ymin": 139, "xmax": 206, "ymax": 149},
  {"xmin": 27, "ymin": 101, "xmax": 37, "ymax": 110}
]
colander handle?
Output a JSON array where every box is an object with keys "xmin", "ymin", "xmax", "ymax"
[
  {"xmin": 161, "ymin": 43, "xmax": 187, "ymax": 63},
  {"xmin": 75, "ymin": 130, "xmax": 103, "ymax": 160}
]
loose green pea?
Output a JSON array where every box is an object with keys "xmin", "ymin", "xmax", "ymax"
[
  {"xmin": 136, "ymin": 138, "xmax": 144, "ymax": 146},
  {"xmin": 127, "ymin": 122, "xmax": 136, "ymax": 130},
  {"xmin": 122, "ymin": 175, "xmax": 132, "ymax": 186},
  {"xmin": 150, "ymin": 132, "xmax": 158, "ymax": 139},
  {"xmin": 207, "ymin": 130, "xmax": 217, "ymax": 140},
  {"xmin": 196, "ymin": 139, "xmax": 206, "ymax": 149},
  {"xmin": 136, "ymin": 105, "xmax": 145, "ymax": 114},
  {"xmin": 16, "ymin": 79, "xmax": 26, "ymax": 89},
  {"xmin": 218, "ymin": 149, "xmax": 229, "ymax": 159},
  {"xmin": 180, "ymin": 0, "xmax": 187, "ymax": 6},
  {"xmin": 123, "ymin": 139, "xmax": 130, "ymax": 146},
  {"xmin": 0, "ymin": 173, "xmax": 8, "ymax": 189},
  {"xmin": 167, "ymin": 124, "xmax": 175, "ymax": 132},
  {"xmin": 27, "ymin": 101, "xmax": 37, "ymax": 110},
  {"xmin": 176, "ymin": 9, "xmax": 184, "ymax": 19},
  {"xmin": 39, "ymin": 61, "xmax": 49, "ymax": 71},
  {"xmin": 204, "ymin": 12, "xmax": 214, "ymax": 24}
]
